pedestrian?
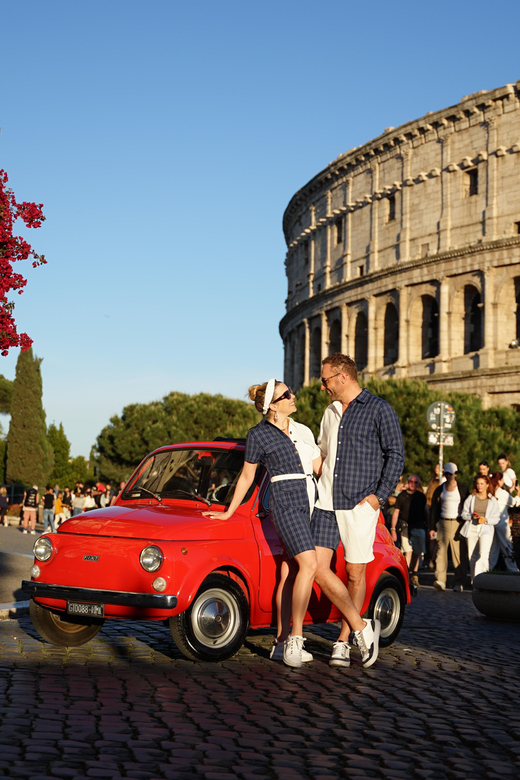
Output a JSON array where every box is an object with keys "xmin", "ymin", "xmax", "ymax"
[
  {"xmin": 100, "ymin": 484, "xmax": 113, "ymax": 508},
  {"xmin": 478, "ymin": 460, "xmax": 491, "ymax": 477},
  {"xmin": 390, "ymin": 474, "xmax": 427, "ymax": 585},
  {"xmin": 0, "ymin": 487, "xmax": 9, "ymax": 527},
  {"xmin": 83, "ymin": 488, "xmax": 97, "ymax": 512},
  {"xmin": 42, "ymin": 485, "xmax": 55, "ymax": 533},
  {"xmin": 54, "ymin": 491, "xmax": 66, "ymax": 527},
  {"xmin": 72, "ymin": 488, "xmax": 85, "ymax": 516},
  {"xmin": 429, "ymin": 462, "xmax": 469, "ymax": 592},
  {"xmin": 22, "ymin": 485, "xmax": 39, "ymax": 534},
  {"xmin": 497, "ymin": 453, "xmax": 517, "ymax": 493},
  {"xmin": 203, "ymin": 379, "xmax": 321, "ymax": 668},
  {"xmin": 62, "ymin": 487, "xmax": 72, "ymax": 520},
  {"xmin": 488, "ymin": 472, "xmax": 520, "ymax": 573},
  {"xmin": 460, "ymin": 475, "xmax": 500, "ymax": 582},
  {"xmin": 311, "ymin": 353, "xmax": 405, "ymax": 669},
  {"xmin": 425, "ymin": 463, "xmax": 443, "ymax": 569}
]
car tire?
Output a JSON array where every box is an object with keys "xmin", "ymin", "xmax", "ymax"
[
  {"xmin": 363, "ymin": 572, "xmax": 405, "ymax": 647},
  {"xmin": 29, "ymin": 598, "xmax": 104, "ymax": 647},
  {"xmin": 169, "ymin": 573, "xmax": 249, "ymax": 661}
]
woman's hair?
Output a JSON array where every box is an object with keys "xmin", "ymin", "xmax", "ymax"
[
  {"xmin": 0, "ymin": 487, "xmax": 6, "ymax": 496},
  {"xmin": 498, "ymin": 453, "xmax": 510, "ymax": 466},
  {"xmin": 248, "ymin": 381, "xmax": 285, "ymax": 414},
  {"xmin": 473, "ymin": 474, "xmax": 494, "ymax": 495}
]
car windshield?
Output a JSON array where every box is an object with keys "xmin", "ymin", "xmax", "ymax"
[{"xmin": 121, "ymin": 447, "xmax": 256, "ymax": 506}]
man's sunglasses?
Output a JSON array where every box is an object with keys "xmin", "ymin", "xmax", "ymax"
[
  {"xmin": 273, "ymin": 387, "xmax": 293, "ymax": 403},
  {"xmin": 321, "ymin": 372, "xmax": 342, "ymax": 387}
]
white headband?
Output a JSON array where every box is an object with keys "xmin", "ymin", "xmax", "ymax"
[{"xmin": 262, "ymin": 378, "xmax": 277, "ymax": 415}]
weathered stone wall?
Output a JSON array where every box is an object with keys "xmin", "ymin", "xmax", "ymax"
[{"xmin": 280, "ymin": 81, "xmax": 520, "ymax": 408}]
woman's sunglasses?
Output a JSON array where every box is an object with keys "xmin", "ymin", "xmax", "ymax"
[{"xmin": 273, "ymin": 387, "xmax": 293, "ymax": 403}]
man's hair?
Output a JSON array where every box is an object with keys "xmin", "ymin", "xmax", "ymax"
[{"xmin": 322, "ymin": 352, "xmax": 358, "ymax": 382}]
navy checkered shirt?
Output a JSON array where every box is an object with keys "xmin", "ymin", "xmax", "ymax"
[{"xmin": 327, "ymin": 388, "xmax": 404, "ymax": 510}]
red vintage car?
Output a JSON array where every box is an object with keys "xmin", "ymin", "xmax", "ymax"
[{"xmin": 23, "ymin": 440, "xmax": 412, "ymax": 661}]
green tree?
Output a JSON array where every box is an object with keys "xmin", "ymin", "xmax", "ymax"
[
  {"xmin": 6, "ymin": 347, "xmax": 54, "ymax": 485},
  {"xmin": 48, "ymin": 422, "xmax": 72, "ymax": 486},
  {"xmin": 0, "ymin": 375, "xmax": 13, "ymax": 414},
  {"xmin": 293, "ymin": 378, "xmax": 520, "ymax": 488},
  {"xmin": 95, "ymin": 391, "xmax": 260, "ymax": 484},
  {"xmin": 68, "ymin": 456, "xmax": 95, "ymax": 487}
]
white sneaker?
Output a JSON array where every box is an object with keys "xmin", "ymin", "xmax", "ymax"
[
  {"xmin": 30, "ymin": 530, "xmax": 36, "ymax": 535},
  {"xmin": 329, "ymin": 640, "xmax": 351, "ymax": 668},
  {"xmin": 354, "ymin": 619, "xmax": 381, "ymax": 668},
  {"xmin": 270, "ymin": 639, "xmax": 313, "ymax": 663},
  {"xmin": 433, "ymin": 580, "xmax": 446, "ymax": 591},
  {"xmin": 22, "ymin": 529, "xmax": 28, "ymax": 534},
  {"xmin": 453, "ymin": 584, "xmax": 463, "ymax": 592},
  {"xmin": 283, "ymin": 635, "xmax": 305, "ymax": 668}
]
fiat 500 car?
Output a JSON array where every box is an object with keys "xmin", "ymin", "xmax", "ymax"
[{"xmin": 23, "ymin": 439, "xmax": 412, "ymax": 661}]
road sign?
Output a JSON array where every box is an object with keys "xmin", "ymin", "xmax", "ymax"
[
  {"xmin": 426, "ymin": 402, "xmax": 456, "ymax": 431},
  {"xmin": 428, "ymin": 432, "xmax": 454, "ymax": 446}
]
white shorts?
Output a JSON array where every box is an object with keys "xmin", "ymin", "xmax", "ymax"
[{"xmin": 336, "ymin": 502, "xmax": 379, "ymax": 564}]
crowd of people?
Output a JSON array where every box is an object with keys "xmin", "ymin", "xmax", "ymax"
[
  {"xmin": 384, "ymin": 454, "xmax": 519, "ymax": 590},
  {"xmin": 12, "ymin": 481, "xmax": 125, "ymax": 534}
]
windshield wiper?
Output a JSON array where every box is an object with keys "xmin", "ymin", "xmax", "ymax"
[
  {"xmin": 138, "ymin": 486, "xmax": 162, "ymax": 502},
  {"xmin": 169, "ymin": 489, "xmax": 212, "ymax": 506}
]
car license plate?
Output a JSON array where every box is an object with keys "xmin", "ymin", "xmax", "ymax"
[{"xmin": 66, "ymin": 601, "xmax": 104, "ymax": 618}]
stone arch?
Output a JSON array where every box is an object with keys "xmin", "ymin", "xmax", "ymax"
[
  {"xmin": 293, "ymin": 327, "xmax": 306, "ymax": 389},
  {"xmin": 310, "ymin": 324, "xmax": 322, "ymax": 380},
  {"xmin": 354, "ymin": 310, "xmax": 368, "ymax": 369},
  {"xmin": 494, "ymin": 272, "xmax": 520, "ymax": 348},
  {"xmin": 421, "ymin": 295, "xmax": 439, "ymax": 358},
  {"xmin": 384, "ymin": 303, "xmax": 399, "ymax": 366},
  {"xmin": 464, "ymin": 284, "xmax": 483, "ymax": 353},
  {"xmin": 328, "ymin": 316, "xmax": 341, "ymax": 355}
]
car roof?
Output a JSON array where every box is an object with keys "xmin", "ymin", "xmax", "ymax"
[{"xmin": 149, "ymin": 440, "xmax": 246, "ymax": 456}]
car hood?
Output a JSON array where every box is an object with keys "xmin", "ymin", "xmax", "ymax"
[{"xmin": 58, "ymin": 504, "xmax": 247, "ymax": 541}]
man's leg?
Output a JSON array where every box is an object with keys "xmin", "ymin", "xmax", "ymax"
[
  {"xmin": 435, "ymin": 519, "xmax": 448, "ymax": 586},
  {"xmin": 314, "ymin": 546, "xmax": 365, "ymax": 636},
  {"xmin": 345, "ymin": 561, "xmax": 367, "ymax": 614}
]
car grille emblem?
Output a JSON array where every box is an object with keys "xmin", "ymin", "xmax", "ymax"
[{"xmin": 83, "ymin": 555, "xmax": 99, "ymax": 561}]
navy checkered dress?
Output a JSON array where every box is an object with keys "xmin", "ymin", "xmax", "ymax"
[{"xmin": 245, "ymin": 419, "xmax": 315, "ymax": 558}]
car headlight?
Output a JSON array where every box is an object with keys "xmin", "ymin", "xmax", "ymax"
[
  {"xmin": 140, "ymin": 545, "xmax": 163, "ymax": 572},
  {"xmin": 34, "ymin": 536, "xmax": 53, "ymax": 562}
]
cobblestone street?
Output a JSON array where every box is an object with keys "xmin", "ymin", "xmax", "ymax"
[{"xmin": 0, "ymin": 587, "xmax": 519, "ymax": 779}]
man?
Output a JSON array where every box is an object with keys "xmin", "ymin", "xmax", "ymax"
[
  {"xmin": 311, "ymin": 353, "xmax": 405, "ymax": 668},
  {"xmin": 429, "ymin": 462, "xmax": 469, "ymax": 592},
  {"xmin": 390, "ymin": 474, "xmax": 427, "ymax": 586}
]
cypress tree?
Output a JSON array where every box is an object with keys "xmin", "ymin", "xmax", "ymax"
[
  {"xmin": 6, "ymin": 348, "xmax": 54, "ymax": 485},
  {"xmin": 48, "ymin": 422, "xmax": 72, "ymax": 486}
]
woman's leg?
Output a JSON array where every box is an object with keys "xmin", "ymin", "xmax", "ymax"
[
  {"xmin": 466, "ymin": 528, "xmax": 479, "ymax": 581},
  {"xmin": 275, "ymin": 559, "xmax": 297, "ymax": 642},
  {"xmin": 474, "ymin": 531, "xmax": 494, "ymax": 578},
  {"xmin": 290, "ymin": 549, "xmax": 318, "ymax": 637}
]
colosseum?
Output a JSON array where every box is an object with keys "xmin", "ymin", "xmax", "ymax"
[{"xmin": 280, "ymin": 81, "xmax": 520, "ymax": 409}]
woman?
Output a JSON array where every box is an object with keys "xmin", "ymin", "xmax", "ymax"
[
  {"xmin": 203, "ymin": 379, "xmax": 322, "ymax": 668},
  {"xmin": 460, "ymin": 475, "xmax": 500, "ymax": 582},
  {"xmin": 71, "ymin": 488, "xmax": 85, "ymax": 517},
  {"xmin": 83, "ymin": 488, "xmax": 97, "ymax": 512},
  {"xmin": 497, "ymin": 453, "xmax": 516, "ymax": 494},
  {"xmin": 488, "ymin": 472, "xmax": 519, "ymax": 573},
  {"xmin": 0, "ymin": 487, "xmax": 9, "ymax": 527}
]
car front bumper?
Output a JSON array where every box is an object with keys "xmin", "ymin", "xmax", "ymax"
[{"xmin": 22, "ymin": 580, "xmax": 178, "ymax": 609}]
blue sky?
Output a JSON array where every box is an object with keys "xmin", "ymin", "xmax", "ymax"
[{"xmin": 1, "ymin": 0, "xmax": 519, "ymax": 456}]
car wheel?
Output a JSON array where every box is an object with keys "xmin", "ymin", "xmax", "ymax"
[
  {"xmin": 169, "ymin": 573, "xmax": 249, "ymax": 661},
  {"xmin": 29, "ymin": 599, "xmax": 104, "ymax": 647},
  {"xmin": 363, "ymin": 572, "xmax": 405, "ymax": 647}
]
